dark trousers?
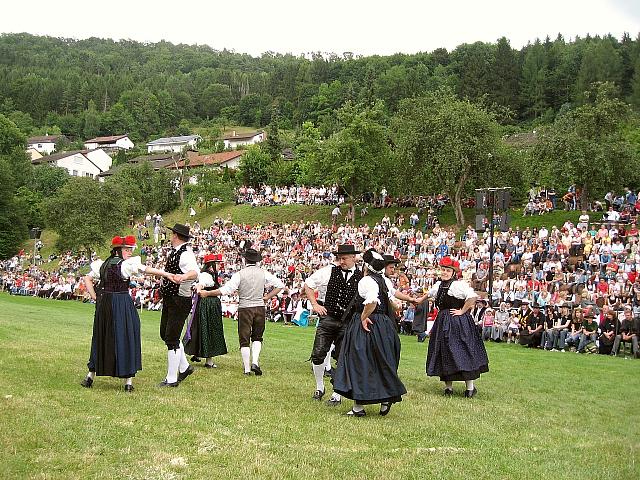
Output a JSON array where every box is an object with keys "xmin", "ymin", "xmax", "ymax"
[
  {"xmin": 311, "ymin": 315, "xmax": 345, "ymax": 365},
  {"xmin": 160, "ymin": 295, "xmax": 192, "ymax": 350},
  {"xmin": 237, "ymin": 306, "xmax": 266, "ymax": 348}
]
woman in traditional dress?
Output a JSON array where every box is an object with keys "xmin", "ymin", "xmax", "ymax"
[
  {"xmin": 81, "ymin": 235, "xmax": 172, "ymax": 392},
  {"xmin": 333, "ymin": 249, "xmax": 420, "ymax": 417},
  {"xmin": 426, "ymin": 256, "xmax": 489, "ymax": 397},
  {"xmin": 187, "ymin": 254, "xmax": 228, "ymax": 368}
]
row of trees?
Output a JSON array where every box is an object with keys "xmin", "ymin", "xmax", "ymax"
[{"xmin": 1, "ymin": 33, "xmax": 639, "ymax": 143}]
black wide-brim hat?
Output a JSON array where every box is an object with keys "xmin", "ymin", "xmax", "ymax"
[
  {"xmin": 242, "ymin": 248, "xmax": 263, "ymax": 263},
  {"xmin": 383, "ymin": 254, "xmax": 400, "ymax": 265},
  {"xmin": 332, "ymin": 244, "xmax": 360, "ymax": 256},
  {"xmin": 168, "ymin": 223, "xmax": 192, "ymax": 238}
]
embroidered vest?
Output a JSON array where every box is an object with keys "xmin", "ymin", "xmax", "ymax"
[
  {"xmin": 161, "ymin": 244, "xmax": 188, "ymax": 297},
  {"xmin": 99, "ymin": 257, "xmax": 128, "ymax": 293},
  {"xmin": 323, "ymin": 265, "xmax": 362, "ymax": 320},
  {"xmin": 435, "ymin": 280, "xmax": 466, "ymax": 310}
]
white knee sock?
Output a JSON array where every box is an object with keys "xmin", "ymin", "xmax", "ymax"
[
  {"xmin": 166, "ymin": 349, "xmax": 180, "ymax": 383},
  {"xmin": 324, "ymin": 345, "xmax": 334, "ymax": 372},
  {"xmin": 124, "ymin": 377, "xmax": 133, "ymax": 386},
  {"xmin": 465, "ymin": 380, "xmax": 475, "ymax": 391},
  {"xmin": 312, "ymin": 364, "xmax": 325, "ymax": 391},
  {"xmin": 330, "ymin": 392, "xmax": 342, "ymax": 401},
  {"xmin": 178, "ymin": 341, "xmax": 189, "ymax": 373},
  {"xmin": 445, "ymin": 381, "xmax": 453, "ymax": 389},
  {"xmin": 251, "ymin": 341, "xmax": 262, "ymax": 366},
  {"xmin": 240, "ymin": 347, "xmax": 251, "ymax": 373},
  {"xmin": 205, "ymin": 357, "xmax": 215, "ymax": 367},
  {"xmin": 87, "ymin": 372, "xmax": 95, "ymax": 380},
  {"xmin": 352, "ymin": 403, "xmax": 364, "ymax": 412}
]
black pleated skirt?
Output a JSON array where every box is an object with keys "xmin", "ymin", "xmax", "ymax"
[
  {"xmin": 87, "ymin": 291, "xmax": 142, "ymax": 378},
  {"xmin": 184, "ymin": 296, "xmax": 228, "ymax": 358},
  {"xmin": 333, "ymin": 312, "xmax": 407, "ymax": 405},
  {"xmin": 426, "ymin": 309, "xmax": 489, "ymax": 381}
]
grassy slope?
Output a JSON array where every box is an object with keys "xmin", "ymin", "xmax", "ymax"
[{"xmin": 0, "ymin": 294, "xmax": 638, "ymax": 479}]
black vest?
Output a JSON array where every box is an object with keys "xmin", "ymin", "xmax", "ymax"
[
  {"xmin": 324, "ymin": 265, "xmax": 362, "ymax": 320},
  {"xmin": 435, "ymin": 280, "xmax": 466, "ymax": 310},
  {"xmin": 99, "ymin": 257, "xmax": 128, "ymax": 293},
  {"xmin": 161, "ymin": 243, "xmax": 188, "ymax": 297},
  {"xmin": 356, "ymin": 272, "xmax": 393, "ymax": 317}
]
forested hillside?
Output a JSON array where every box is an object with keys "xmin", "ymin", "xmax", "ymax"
[{"xmin": 1, "ymin": 32, "xmax": 639, "ymax": 141}]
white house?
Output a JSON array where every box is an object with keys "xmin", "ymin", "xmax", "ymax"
[
  {"xmin": 84, "ymin": 134, "xmax": 134, "ymax": 152},
  {"xmin": 32, "ymin": 149, "xmax": 113, "ymax": 180},
  {"xmin": 146, "ymin": 135, "xmax": 202, "ymax": 154},
  {"xmin": 27, "ymin": 135, "xmax": 65, "ymax": 155},
  {"xmin": 26, "ymin": 147, "xmax": 43, "ymax": 161},
  {"xmin": 223, "ymin": 130, "xmax": 265, "ymax": 150}
]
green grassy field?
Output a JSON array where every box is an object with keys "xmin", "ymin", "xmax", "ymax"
[{"xmin": 0, "ymin": 294, "xmax": 638, "ymax": 479}]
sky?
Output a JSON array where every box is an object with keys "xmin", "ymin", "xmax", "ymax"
[{"xmin": 2, "ymin": 0, "xmax": 639, "ymax": 57}]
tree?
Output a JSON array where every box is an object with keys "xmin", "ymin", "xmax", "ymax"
[
  {"xmin": 521, "ymin": 40, "xmax": 548, "ymax": 119},
  {"xmin": 534, "ymin": 82, "xmax": 638, "ymax": 208},
  {"xmin": 310, "ymin": 101, "xmax": 393, "ymax": 199},
  {"xmin": 0, "ymin": 158, "xmax": 28, "ymax": 258},
  {"xmin": 238, "ymin": 145, "xmax": 272, "ymax": 186},
  {"xmin": 575, "ymin": 38, "xmax": 623, "ymax": 103},
  {"xmin": 45, "ymin": 178, "xmax": 128, "ymax": 252},
  {"xmin": 200, "ymin": 84, "xmax": 233, "ymax": 119},
  {"xmin": 393, "ymin": 89, "xmax": 501, "ymax": 226}
]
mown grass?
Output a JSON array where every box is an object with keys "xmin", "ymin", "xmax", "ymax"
[{"xmin": 0, "ymin": 294, "xmax": 638, "ymax": 479}]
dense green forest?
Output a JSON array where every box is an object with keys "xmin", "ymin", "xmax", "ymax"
[
  {"xmin": 1, "ymin": 32, "xmax": 639, "ymax": 141},
  {"xmin": 1, "ymin": 32, "xmax": 640, "ymax": 257}
]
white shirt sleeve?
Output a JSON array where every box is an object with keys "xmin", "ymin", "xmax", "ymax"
[
  {"xmin": 448, "ymin": 280, "xmax": 478, "ymax": 300},
  {"xmin": 264, "ymin": 270, "xmax": 285, "ymax": 289},
  {"xmin": 178, "ymin": 247, "xmax": 199, "ymax": 273},
  {"xmin": 88, "ymin": 260, "xmax": 104, "ymax": 280},
  {"xmin": 218, "ymin": 272, "xmax": 241, "ymax": 296},
  {"xmin": 198, "ymin": 272, "xmax": 216, "ymax": 288},
  {"xmin": 384, "ymin": 276, "xmax": 396, "ymax": 299},
  {"xmin": 358, "ymin": 276, "xmax": 380, "ymax": 305},
  {"xmin": 120, "ymin": 256, "xmax": 146, "ymax": 279},
  {"xmin": 304, "ymin": 265, "xmax": 332, "ymax": 290},
  {"xmin": 428, "ymin": 281, "xmax": 441, "ymax": 298}
]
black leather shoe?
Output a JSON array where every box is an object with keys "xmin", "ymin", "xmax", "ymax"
[
  {"xmin": 158, "ymin": 379, "xmax": 179, "ymax": 387},
  {"xmin": 80, "ymin": 377, "xmax": 93, "ymax": 388},
  {"xmin": 379, "ymin": 402, "xmax": 392, "ymax": 416},
  {"xmin": 312, "ymin": 389, "xmax": 325, "ymax": 401},
  {"xmin": 204, "ymin": 363, "xmax": 217, "ymax": 369},
  {"xmin": 177, "ymin": 365, "xmax": 194, "ymax": 382},
  {"xmin": 124, "ymin": 384, "xmax": 134, "ymax": 393},
  {"xmin": 346, "ymin": 408, "xmax": 366, "ymax": 417},
  {"xmin": 251, "ymin": 364, "xmax": 262, "ymax": 376},
  {"xmin": 191, "ymin": 356, "xmax": 201, "ymax": 362},
  {"xmin": 443, "ymin": 388, "xmax": 454, "ymax": 397},
  {"xmin": 325, "ymin": 397, "xmax": 342, "ymax": 407},
  {"xmin": 464, "ymin": 387, "xmax": 478, "ymax": 398}
]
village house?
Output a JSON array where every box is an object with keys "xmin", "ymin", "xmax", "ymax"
[
  {"xmin": 97, "ymin": 152, "xmax": 181, "ymax": 181},
  {"xmin": 31, "ymin": 149, "xmax": 112, "ymax": 180},
  {"xmin": 167, "ymin": 150, "xmax": 244, "ymax": 184},
  {"xmin": 222, "ymin": 130, "xmax": 265, "ymax": 149},
  {"xmin": 146, "ymin": 135, "xmax": 202, "ymax": 154},
  {"xmin": 27, "ymin": 135, "xmax": 66, "ymax": 155},
  {"xmin": 84, "ymin": 134, "xmax": 134, "ymax": 152}
]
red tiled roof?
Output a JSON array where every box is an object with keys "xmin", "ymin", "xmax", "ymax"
[
  {"xmin": 85, "ymin": 134, "xmax": 129, "ymax": 143},
  {"xmin": 169, "ymin": 151, "xmax": 244, "ymax": 169}
]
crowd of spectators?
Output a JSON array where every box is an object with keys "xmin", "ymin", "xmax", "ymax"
[{"xmin": 4, "ymin": 192, "xmax": 640, "ymax": 359}]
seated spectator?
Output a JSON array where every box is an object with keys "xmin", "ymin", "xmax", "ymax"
[
  {"xmin": 598, "ymin": 310, "xmax": 619, "ymax": 355},
  {"xmin": 577, "ymin": 309, "xmax": 599, "ymax": 353},
  {"xmin": 611, "ymin": 307, "xmax": 639, "ymax": 357}
]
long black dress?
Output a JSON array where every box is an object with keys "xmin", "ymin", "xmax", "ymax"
[
  {"xmin": 88, "ymin": 257, "xmax": 142, "ymax": 378},
  {"xmin": 426, "ymin": 280, "xmax": 489, "ymax": 381},
  {"xmin": 333, "ymin": 273, "xmax": 407, "ymax": 405},
  {"xmin": 184, "ymin": 280, "xmax": 227, "ymax": 359}
]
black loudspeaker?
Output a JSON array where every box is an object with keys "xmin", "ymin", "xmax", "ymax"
[
  {"xmin": 475, "ymin": 191, "xmax": 487, "ymax": 211},
  {"xmin": 495, "ymin": 190, "xmax": 511, "ymax": 212},
  {"xmin": 29, "ymin": 228, "xmax": 42, "ymax": 240}
]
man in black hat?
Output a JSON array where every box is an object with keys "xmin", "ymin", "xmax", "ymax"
[
  {"xmin": 304, "ymin": 244, "xmax": 363, "ymax": 405},
  {"xmin": 199, "ymin": 248, "xmax": 284, "ymax": 375},
  {"xmin": 159, "ymin": 224, "xmax": 199, "ymax": 387}
]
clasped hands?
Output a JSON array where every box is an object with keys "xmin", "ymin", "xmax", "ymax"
[{"xmin": 165, "ymin": 273, "xmax": 185, "ymax": 284}]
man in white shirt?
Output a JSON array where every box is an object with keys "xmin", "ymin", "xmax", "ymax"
[{"xmin": 199, "ymin": 248, "xmax": 284, "ymax": 375}]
